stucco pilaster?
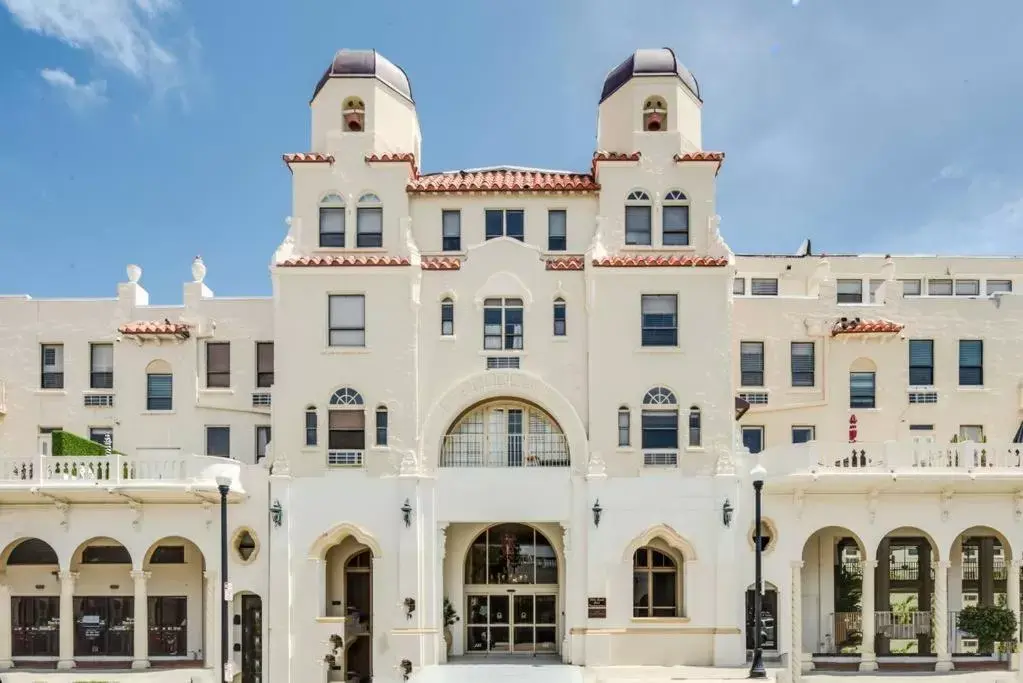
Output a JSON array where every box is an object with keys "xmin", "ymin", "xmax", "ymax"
[
  {"xmin": 933, "ymin": 559, "xmax": 953, "ymax": 672},
  {"xmin": 0, "ymin": 572, "xmax": 12, "ymax": 669},
  {"xmin": 859, "ymin": 560, "xmax": 878, "ymax": 671},
  {"xmin": 57, "ymin": 570, "xmax": 78, "ymax": 669},
  {"xmin": 790, "ymin": 561, "xmax": 804, "ymax": 683},
  {"xmin": 131, "ymin": 569, "xmax": 151, "ymax": 669}
]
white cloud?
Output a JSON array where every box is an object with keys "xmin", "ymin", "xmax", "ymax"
[
  {"xmin": 40, "ymin": 67, "xmax": 107, "ymax": 109},
  {"xmin": 1, "ymin": 0, "xmax": 183, "ymax": 80}
]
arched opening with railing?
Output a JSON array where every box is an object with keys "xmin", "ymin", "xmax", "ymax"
[{"xmin": 440, "ymin": 399, "xmax": 569, "ymax": 468}]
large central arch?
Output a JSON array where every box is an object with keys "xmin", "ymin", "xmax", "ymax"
[{"xmin": 421, "ymin": 370, "xmax": 588, "ymax": 470}]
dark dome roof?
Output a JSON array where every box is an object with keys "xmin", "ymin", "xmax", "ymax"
[
  {"xmin": 312, "ymin": 49, "xmax": 414, "ymax": 104},
  {"xmin": 600, "ymin": 48, "xmax": 700, "ymax": 103}
]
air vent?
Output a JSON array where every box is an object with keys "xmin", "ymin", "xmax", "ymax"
[
  {"xmin": 486, "ymin": 356, "xmax": 520, "ymax": 370},
  {"xmin": 738, "ymin": 392, "xmax": 769, "ymax": 405},
  {"xmin": 643, "ymin": 452, "xmax": 678, "ymax": 467},
  {"xmin": 908, "ymin": 391, "xmax": 938, "ymax": 404},
  {"xmin": 84, "ymin": 394, "xmax": 115, "ymax": 407},
  {"xmin": 252, "ymin": 392, "xmax": 272, "ymax": 407}
]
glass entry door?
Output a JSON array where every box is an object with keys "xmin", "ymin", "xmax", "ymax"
[{"xmin": 465, "ymin": 593, "xmax": 557, "ymax": 654}]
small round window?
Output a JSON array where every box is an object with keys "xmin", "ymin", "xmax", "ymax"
[
  {"xmin": 749, "ymin": 519, "xmax": 776, "ymax": 553},
  {"xmin": 233, "ymin": 528, "xmax": 259, "ymax": 563}
]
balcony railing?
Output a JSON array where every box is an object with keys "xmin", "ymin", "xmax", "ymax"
[
  {"xmin": 875, "ymin": 610, "xmax": 931, "ymax": 641},
  {"xmin": 818, "ymin": 612, "xmax": 862, "ymax": 654},
  {"xmin": 773, "ymin": 441, "xmax": 1023, "ymax": 475},
  {"xmin": 441, "ymin": 432, "xmax": 569, "ymax": 468},
  {"xmin": 962, "ymin": 558, "xmax": 1007, "ymax": 581}
]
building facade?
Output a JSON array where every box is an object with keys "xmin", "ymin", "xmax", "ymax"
[{"xmin": 0, "ymin": 47, "xmax": 1022, "ymax": 683}]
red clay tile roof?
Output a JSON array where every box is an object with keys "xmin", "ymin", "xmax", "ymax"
[
  {"xmin": 674, "ymin": 151, "xmax": 726, "ymax": 175},
  {"xmin": 546, "ymin": 257, "xmax": 585, "ymax": 271},
  {"xmin": 277, "ymin": 255, "xmax": 411, "ymax": 268},
  {"xmin": 592, "ymin": 255, "xmax": 729, "ymax": 268},
  {"xmin": 421, "ymin": 257, "xmax": 461, "ymax": 271},
  {"xmin": 407, "ymin": 169, "xmax": 599, "ymax": 194},
  {"xmin": 119, "ymin": 321, "xmax": 191, "ymax": 336},
  {"xmin": 832, "ymin": 319, "xmax": 905, "ymax": 336},
  {"xmin": 366, "ymin": 153, "xmax": 418, "ymax": 175},
  {"xmin": 283, "ymin": 153, "xmax": 335, "ymax": 165},
  {"xmin": 592, "ymin": 152, "xmax": 641, "ymax": 176}
]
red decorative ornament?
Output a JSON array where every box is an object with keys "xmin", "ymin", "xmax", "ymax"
[{"xmin": 848, "ymin": 415, "xmax": 858, "ymax": 443}]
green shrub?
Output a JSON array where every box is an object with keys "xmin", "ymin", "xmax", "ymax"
[{"xmin": 957, "ymin": 605, "xmax": 1018, "ymax": 654}]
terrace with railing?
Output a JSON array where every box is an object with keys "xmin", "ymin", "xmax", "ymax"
[
  {"xmin": 440, "ymin": 432, "xmax": 570, "ymax": 468},
  {"xmin": 766, "ymin": 440, "xmax": 1023, "ymax": 477}
]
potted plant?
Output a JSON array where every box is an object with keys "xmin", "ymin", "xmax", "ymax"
[
  {"xmin": 957, "ymin": 605, "xmax": 1018, "ymax": 660},
  {"xmin": 443, "ymin": 597, "xmax": 460, "ymax": 657}
]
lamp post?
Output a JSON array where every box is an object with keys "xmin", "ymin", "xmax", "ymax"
[
  {"xmin": 215, "ymin": 475, "xmax": 232, "ymax": 683},
  {"xmin": 749, "ymin": 461, "xmax": 767, "ymax": 679}
]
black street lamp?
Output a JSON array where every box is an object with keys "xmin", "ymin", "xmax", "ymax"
[
  {"xmin": 749, "ymin": 461, "xmax": 767, "ymax": 679},
  {"xmin": 215, "ymin": 475, "xmax": 232, "ymax": 683}
]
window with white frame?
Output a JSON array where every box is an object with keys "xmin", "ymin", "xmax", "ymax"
[
  {"xmin": 908, "ymin": 339, "xmax": 934, "ymax": 386},
  {"xmin": 625, "ymin": 190, "xmax": 652, "ymax": 245},
  {"xmin": 355, "ymin": 193, "xmax": 383, "ymax": 248},
  {"xmin": 304, "ymin": 406, "xmax": 317, "ymax": 446},
  {"xmin": 741, "ymin": 426, "xmax": 764, "ymax": 454},
  {"xmin": 928, "ymin": 279, "xmax": 953, "ymax": 295},
  {"xmin": 442, "ymin": 210, "xmax": 461, "ymax": 251},
  {"xmin": 837, "ymin": 279, "xmax": 863, "ymax": 304},
  {"xmin": 955, "ymin": 279, "xmax": 980, "ymax": 296},
  {"xmin": 441, "ymin": 298, "xmax": 455, "ymax": 336},
  {"xmin": 485, "ymin": 209, "xmax": 524, "ymax": 241},
  {"xmin": 618, "ymin": 406, "xmax": 631, "ymax": 447},
  {"xmin": 662, "ymin": 190, "xmax": 689, "ymax": 246},
  {"xmin": 632, "ymin": 545, "xmax": 682, "ymax": 617},
  {"xmin": 958, "ymin": 340, "xmax": 983, "ymax": 386},
  {"xmin": 319, "ymin": 193, "xmax": 345, "ymax": 247},
  {"xmin": 688, "ymin": 406, "xmax": 701, "ymax": 447},
  {"xmin": 205, "ymin": 426, "xmax": 230, "ymax": 458},
  {"xmin": 750, "ymin": 278, "xmax": 778, "ymax": 296},
  {"xmin": 375, "ymin": 406, "xmax": 388, "ymax": 446},
  {"xmin": 740, "ymin": 342, "xmax": 765, "ymax": 386},
  {"xmin": 90, "ymin": 343, "xmax": 113, "ymax": 389},
  {"xmin": 987, "ymin": 279, "xmax": 1012, "ymax": 294},
  {"xmin": 89, "ymin": 427, "xmax": 113, "ymax": 449},
  {"xmin": 328, "ymin": 294, "xmax": 366, "ymax": 347},
  {"xmin": 483, "ymin": 297, "xmax": 524, "ymax": 350},
  {"xmin": 146, "ymin": 361, "xmax": 172, "ymax": 411},
  {"xmin": 849, "ymin": 371, "xmax": 876, "ymax": 408},
  {"xmin": 640, "ymin": 294, "xmax": 677, "ymax": 346},
  {"xmin": 733, "ymin": 278, "xmax": 746, "ymax": 295},
  {"xmin": 901, "ymin": 279, "xmax": 922, "ymax": 296},
  {"xmin": 868, "ymin": 279, "xmax": 884, "ymax": 303},
  {"xmin": 791, "ymin": 425, "xmax": 815, "ymax": 444},
  {"xmin": 547, "ymin": 209, "xmax": 567, "ymax": 251},
  {"xmin": 641, "ymin": 387, "xmax": 678, "ymax": 466},
  {"xmin": 205, "ymin": 342, "xmax": 231, "ymax": 388},
  {"xmin": 553, "ymin": 298, "xmax": 566, "ymax": 336},
  {"xmin": 959, "ymin": 425, "xmax": 984, "ymax": 443},
  {"xmin": 40, "ymin": 344, "xmax": 64, "ymax": 389},
  {"xmin": 328, "ymin": 388, "xmax": 365, "ymax": 466},
  {"xmin": 255, "ymin": 425, "xmax": 271, "ymax": 463}
]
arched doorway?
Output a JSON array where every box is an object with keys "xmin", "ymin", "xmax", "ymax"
[
  {"xmin": 463, "ymin": 524, "xmax": 558, "ymax": 654},
  {"xmin": 70, "ymin": 537, "xmax": 134, "ymax": 661},
  {"xmin": 801, "ymin": 527, "xmax": 867, "ymax": 656},
  {"xmin": 322, "ymin": 532, "xmax": 375, "ymax": 681},
  {"xmin": 142, "ymin": 537, "xmax": 205, "ymax": 663},
  {"xmin": 3, "ymin": 538, "xmax": 60, "ymax": 660},
  {"xmin": 745, "ymin": 582, "xmax": 779, "ymax": 652},
  {"xmin": 949, "ymin": 526, "xmax": 1013, "ymax": 656}
]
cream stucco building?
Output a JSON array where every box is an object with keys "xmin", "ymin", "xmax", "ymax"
[{"xmin": 1, "ymin": 47, "xmax": 1022, "ymax": 683}]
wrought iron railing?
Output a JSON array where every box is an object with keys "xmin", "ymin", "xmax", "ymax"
[
  {"xmin": 875, "ymin": 610, "xmax": 931, "ymax": 641},
  {"xmin": 440, "ymin": 433, "xmax": 569, "ymax": 468}
]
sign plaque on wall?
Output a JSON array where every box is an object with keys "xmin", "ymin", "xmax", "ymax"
[{"xmin": 587, "ymin": 597, "xmax": 607, "ymax": 619}]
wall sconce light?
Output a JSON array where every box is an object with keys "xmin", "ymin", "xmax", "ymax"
[
  {"xmin": 403, "ymin": 597, "xmax": 416, "ymax": 620},
  {"xmin": 592, "ymin": 499, "xmax": 603, "ymax": 528},
  {"xmin": 722, "ymin": 499, "xmax": 734, "ymax": 528},
  {"xmin": 401, "ymin": 499, "xmax": 413, "ymax": 528},
  {"xmin": 269, "ymin": 499, "xmax": 283, "ymax": 528},
  {"xmin": 400, "ymin": 659, "xmax": 413, "ymax": 681}
]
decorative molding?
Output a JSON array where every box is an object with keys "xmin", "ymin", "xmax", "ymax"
[
  {"xmin": 940, "ymin": 488, "xmax": 954, "ymax": 521},
  {"xmin": 866, "ymin": 489, "xmax": 879, "ymax": 523},
  {"xmin": 130, "ymin": 569, "xmax": 151, "ymax": 583}
]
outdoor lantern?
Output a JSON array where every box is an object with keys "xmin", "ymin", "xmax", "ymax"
[
  {"xmin": 592, "ymin": 499, "xmax": 603, "ymax": 528},
  {"xmin": 401, "ymin": 499, "xmax": 413, "ymax": 528},
  {"xmin": 722, "ymin": 499, "xmax": 734, "ymax": 527},
  {"xmin": 269, "ymin": 500, "xmax": 283, "ymax": 528},
  {"xmin": 403, "ymin": 597, "xmax": 416, "ymax": 620}
]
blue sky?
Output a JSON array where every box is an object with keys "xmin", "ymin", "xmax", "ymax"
[{"xmin": 1, "ymin": 0, "xmax": 1022, "ymax": 302}]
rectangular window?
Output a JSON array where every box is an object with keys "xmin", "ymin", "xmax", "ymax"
[
  {"xmin": 661, "ymin": 204, "xmax": 689, "ymax": 245},
  {"xmin": 255, "ymin": 425, "xmax": 271, "ymax": 463},
  {"xmin": 868, "ymin": 279, "xmax": 884, "ymax": 303},
  {"xmin": 553, "ymin": 300, "xmax": 567, "ymax": 336},
  {"xmin": 837, "ymin": 279, "xmax": 863, "ymax": 303},
  {"xmin": 733, "ymin": 278, "xmax": 746, "ymax": 295},
  {"xmin": 205, "ymin": 342, "xmax": 231, "ymax": 388},
  {"xmin": 928, "ymin": 279, "xmax": 953, "ymax": 295},
  {"xmin": 954, "ymin": 279, "xmax": 980, "ymax": 296},
  {"xmin": 442, "ymin": 210, "xmax": 461, "ymax": 251},
  {"xmin": 641, "ymin": 411, "xmax": 678, "ymax": 450},
  {"xmin": 146, "ymin": 374, "xmax": 172, "ymax": 411},
  {"xmin": 485, "ymin": 209, "xmax": 524, "ymax": 241},
  {"xmin": 750, "ymin": 278, "xmax": 778, "ymax": 296},
  {"xmin": 618, "ymin": 409, "xmax": 630, "ymax": 447},
  {"xmin": 790, "ymin": 342, "xmax": 815, "ymax": 387},
  {"xmin": 256, "ymin": 342, "xmax": 274, "ymax": 388},
  {"xmin": 908, "ymin": 339, "xmax": 934, "ymax": 386},
  {"xmin": 740, "ymin": 341, "xmax": 765, "ymax": 386},
  {"xmin": 959, "ymin": 425, "xmax": 984, "ymax": 442},
  {"xmin": 89, "ymin": 343, "xmax": 114, "ymax": 389},
  {"xmin": 987, "ymin": 279, "xmax": 1012, "ymax": 294},
  {"xmin": 328, "ymin": 410, "xmax": 365, "ymax": 450},
  {"xmin": 441, "ymin": 300, "xmax": 454, "ymax": 336},
  {"xmin": 625, "ymin": 205, "xmax": 652, "ymax": 245},
  {"xmin": 483, "ymin": 298, "xmax": 524, "ymax": 350},
  {"xmin": 791, "ymin": 426, "xmax": 815, "ymax": 444},
  {"xmin": 12, "ymin": 596, "xmax": 60, "ymax": 657},
  {"xmin": 89, "ymin": 427, "xmax": 113, "ymax": 449},
  {"xmin": 305, "ymin": 409, "xmax": 318, "ymax": 447},
  {"xmin": 741, "ymin": 426, "xmax": 764, "ymax": 454},
  {"xmin": 901, "ymin": 279, "xmax": 922, "ymax": 296},
  {"xmin": 40, "ymin": 343, "xmax": 64, "ymax": 389},
  {"xmin": 958, "ymin": 339, "xmax": 983, "ymax": 386},
  {"xmin": 328, "ymin": 294, "xmax": 366, "ymax": 347},
  {"xmin": 205, "ymin": 426, "xmax": 231, "ymax": 458},
  {"xmin": 375, "ymin": 408, "xmax": 388, "ymax": 446},
  {"xmin": 849, "ymin": 371, "xmax": 876, "ymax": 408},
  {"xmin": 319, "ymin": 206, "xmax": 345, "ymax": 247},
  {"xmin": 356, "ymin": 206, "xmax": 383, "ymax": 247},
  {"xmin": 640, "ymin": 294, "xmax": 678, "ymax": 347},
  {"xmin": 547, "ymin": 209, "xmax": 567, "ymax": 251}
]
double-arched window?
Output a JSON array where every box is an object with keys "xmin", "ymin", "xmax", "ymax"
[
  {"xmin": 327, "ymin": 388, "xmax": 365, "ymax": 466},
  {"xmin": 319, "ymin": 193, "xmax": 345, "ymax": 247},
  {"xmin": 641, "ymin": 387, "xmax": 678, "ymax": 466},
  {"xmin": 662, "ymin": 189, "xmax": 690, "ymax": 246},
  {"xmin": 356, "ymin": 193, "xmax": 383, "ymax": 248},
  {"xmin": 625, "ymin": 190, "xmax": 652, "ymax": 246}
]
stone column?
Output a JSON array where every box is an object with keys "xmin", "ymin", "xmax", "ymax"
[
  {"xmin": 1007, "ymin": 560, "xmax": 1021, "ymax": 655},
  {"xmin": 859, "ymin": 560, "xmax": 878, "ymax": 671},
  {"xmin": 131, "ymin": 570, "xmax": 151, "ymax": 669},
  {"xmin": 0, "ymin": 572, "xmax": 13, "ymax": 669},
  {"xmin": 979, "ymin": 538, "xmax": 995, "ymax": 607},
  {"xmin": 57, "ymin": 570, "xmax": 78, "ymax": 670},
  {"xmin": 933, "ymin": 559, "xmax": 953, "ymax": 672},
  {"xmin": 791, "ymin": 561, "xmax": 804, "ymax": 683},
  {"xmin": 204, "ymin": 570, "xmax": 217, "ymax": 668},
  {"xmin": 918, "ymin": 544, "xmax": 932, "ymax": 655}
]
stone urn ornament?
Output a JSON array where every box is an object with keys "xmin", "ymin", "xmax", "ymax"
[{"xmin": 442, "ymin": 597, "xmax": 459, "ymax": 657}]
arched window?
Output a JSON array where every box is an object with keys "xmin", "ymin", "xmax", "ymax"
[
  {"xmin": 375, "ymin": 406, "xmax": 388, "ymax": 446},
  {"xmin": 328, "ymin": 388, "xmax": 365, "ymax": 467},
  {"xmin": 464, "ymin": 524, "xmax": 557, "ymax": 585},
  {"xmin": 642, "ymin": 387, "xmax": 678, "ymax": 466},
  {"xmin": 343, "ymin": 97, "xmax": 366, "ymax": 132},
  {"xmin": 618, "ymin": 406, "xmax": 631, "ymax": 447},
  {"xmin": 633, "ymin": 545, "xmax": 682, "ymax": 617},
  {"xmin": 625, "ymin": 190, "xmax": 652, "ymax": 246},
  {"xmin": 356, "ymin": 193, "xmax": 383, "ymax": 248},
  {"xmin": 441, "ymin": 400, "xmax": 568, "ymax": 468},
  {"xmin": 146, "ymin": 360, "xmax": 172, "ymax": 411},
  {"xmin": 662, "ymin": 189, "xmax": 690, "ymax": 246},
  {"xmin": 441, "ymin": 297, "xmax": 454, "ymax": 336},
  {"xmin": 642, "ymin": 96, "xmax": 668, "ymax": 132},
  {"xmin": 553, "ymin": 297, "xmax": 566, "ymax": 336},
  {"xmin": 305, "ymin": 405, "xmax": 318, "ymax": 447},
  {"xmin": 688, "ymin": 406, "xmax": 701, "ymax": 447},
  {"xmin": 319, "ymin": 193, "xmax": 345, "ymax": 248}
]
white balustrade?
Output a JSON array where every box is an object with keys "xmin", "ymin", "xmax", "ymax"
[
  {"xmin": 785, "ymin": 440, "xmax": 1023, "ymax": 475},
  {"xmin": 440, "ymin": 432, "xmax": 569, "ymax": 468}
]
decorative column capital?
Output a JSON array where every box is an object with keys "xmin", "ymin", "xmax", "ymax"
[
  {"xmin": 791, "ymin": 560, "xmax": 805, "ymax": 570},
  {"xmin": 932, "ymin": 559, "xmax": 952, "ymax": 570},
  {"xmin": 58, "ymin": 570, "xmax": 79, "ymax": 585},
  {"xmin": 130, "ymin": 570, "xmax": 151, "ymax": 583},
  {"xmin": 860, "ymin": 560, "xmax": 878, "ymax": 571}
]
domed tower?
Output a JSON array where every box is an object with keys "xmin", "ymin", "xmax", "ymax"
[
  {"xmin": 597, "ymin": 48, "xmax": 702, "ymax": 155},
  {"xmin": 309, "ymin": 49, "xmax": 422, "ymax": 161}
]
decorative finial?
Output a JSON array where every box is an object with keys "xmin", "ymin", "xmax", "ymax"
[
  {"xmin": 126, "ymin": 264, "xmax": 142, "ymax": 283},
  {"xmin": 191, "ymin": 256, "xmax": 206, "ymax": 283}
]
